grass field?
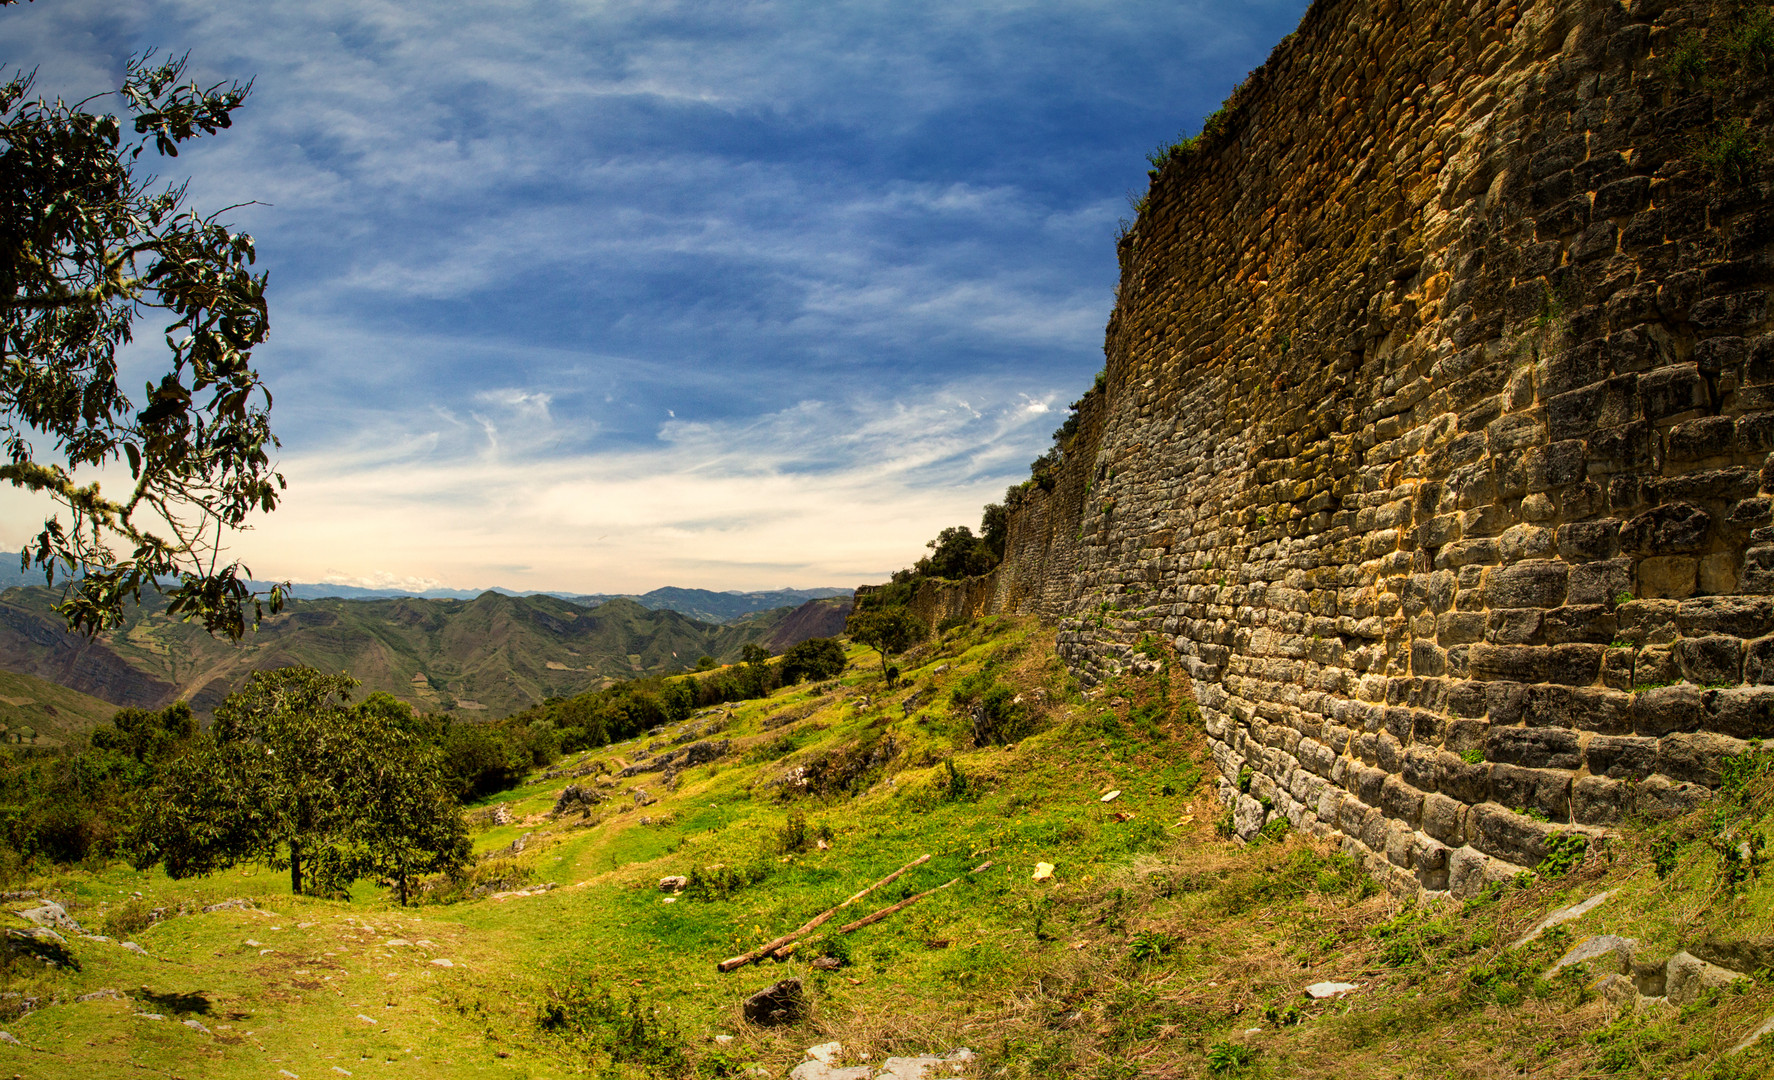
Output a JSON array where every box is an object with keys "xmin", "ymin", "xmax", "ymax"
[{"xmin": 5, "ymin": 616, "xmax": 1774, "ymax": 1078}]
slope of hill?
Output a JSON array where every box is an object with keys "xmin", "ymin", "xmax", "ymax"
[
  {"xmin": 0, "ymin": 669, "xmax": 118, "ymax": 748},
  {"xmin": 8, "ymin": 618, "xmax": 1772, "ymax": 1079},
  {"xmin": 0, "ymin": 587, "xmax": 845, "ymax": 727}
]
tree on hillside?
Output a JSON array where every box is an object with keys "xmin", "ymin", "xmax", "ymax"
[
  {"xmin": 917, "ymin": 526, "xmax": 995, "ymax": 580},
  {"xmin": 845, "ymin": 608, "xmax": 925, "ymax": 680},
  {"xmin": 1, "ymin": 41, "xmax": 284, "ymax": 639},
  {"xmin": 980, "ymin": 502, "xmax": 1009, "ymax": 561},
  {"xmin": 126, "ymin": 667, "xmax": 470, "ymax": 900},
  {"xmin": 89, "ymin": 700, "xmax": 197, "ymax": 768},
  {"xmin": 779, "ymin": 637, "xmax": 846, "ymax": 684}
]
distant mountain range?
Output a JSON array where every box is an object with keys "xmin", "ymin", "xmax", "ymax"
[
  {"xmin": 0, "ymin": 585, "xmax": 853, "ymax": 728},
  {"xmin": 0, "ymin": 554, "xmax": 850, "ymax": 624}
]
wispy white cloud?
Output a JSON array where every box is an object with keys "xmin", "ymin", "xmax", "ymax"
[
  {"xmin": 0, "ymin": 0, "xmax": 1312, "ymax": 590},
  {"xmin": 211, "ymin": 378, "xmax": 1054, "ymax": 591}
]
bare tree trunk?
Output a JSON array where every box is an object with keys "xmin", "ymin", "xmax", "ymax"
[{"xmin": 290, "ymin": 840, "xmax": 303, "ymax": 896}]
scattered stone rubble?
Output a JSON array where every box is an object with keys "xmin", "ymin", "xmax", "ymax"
[{"xmin": 787, "ymin": 1040, "xmax": 976, "ymax": 1080}]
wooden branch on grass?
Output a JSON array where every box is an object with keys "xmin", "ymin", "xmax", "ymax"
[
  {"xmin": 716, "ymin": 853, "xmax": 931, "ymax": 972},
  {"xmin": 832, "ymin": 877, "xmax": 959, "ymax": 935}
]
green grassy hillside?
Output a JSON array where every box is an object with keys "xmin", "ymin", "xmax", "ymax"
[
  {"xmin": 0, "ymin": 670, "xmax": 118, "ymax": 748},
  {"xmin": 0, "ymin": 587, "xmax": 836, "ymax": 730},
  {"xmin": 4, "ymin": 619, "xmax": 1771, "ymax": 1079}
]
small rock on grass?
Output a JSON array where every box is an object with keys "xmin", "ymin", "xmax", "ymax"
[
  {"xmin": 1731, "ymin": 1015, "xmax": 1774, "ymax": 1055},
  {"xmin": 76, "ymin": 988, "xmax": 125, "ymax": 1003},
  {"xmin": 135, "ymin": 1012, "xmax": 166, "ymax": 1021},
  {"xmin": 121, "ymin": 941, "xmax": 148, "ymax": 956},
  {"xmin": 1667, "ymin": 951, "xmax": 1747, "ymax": 1006},
  {"xmin": 742, "ymin": 978, "xmax": 805, "ymax": 1026},
  {"xmin": 805, "ymin": 1041, "xmax": 842, "ymax": 1063},
  {"xmin": 1545, "ymin": 934, "xmax": 1637, "ymax": 980},
  {"xmin": 877, "ymin": 1049, "xmax": 975, "ymax": 1079},
  {"xmin": 14, "ymin": 900, "xmax": 82, "ymax": 933},
  {"xmin": 183, "ymin": 1018, "xmax": 212, "ymax": 1035},
  {"xmin": 1304, "ymin": 982, "xmax": 1359, "ymax": 999},
  {"xmin": 1512, "ymin": 891, "xmax": 1610, "ymax": 946},
  {"xmin": 790, "ymin": 1064, "xmax": 870, "ymax": 1080},
  {"xmin": 0, "ymin": 1031, "xmax": 20, "ymax": 1045}
]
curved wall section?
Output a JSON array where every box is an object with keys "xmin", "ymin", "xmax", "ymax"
[{"xmin": 957, "ymin": 0, "xmax": 1774, "ymax": 894}]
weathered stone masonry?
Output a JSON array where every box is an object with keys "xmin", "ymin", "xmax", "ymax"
[{"xmin": 908, "ymin": 0, "xmax": 1774, "ymax": 895}]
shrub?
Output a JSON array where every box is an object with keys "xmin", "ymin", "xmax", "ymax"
[
  {"xmin": 1729, "ymin": 6, "xmax": 1774, "ymax": 75},
  {"xmin": 1128, "ymin": 930, "xmax": 1176, "ymax": 963},
  {"xmin": 1664, "ymin": 31, "xmax": 1707, "ymax": 89},
  {"xmin": 537, "ymin": 983, "xmax": 689, "ymax": 1074},
  {"xmin": 1205, "ymin": 1041, "xmax": 1254, "ymax": 1074},
  {"xmin": 1700, "ymin": 118, "xmax": 1761, "ymax": 186},
  {"xmin": 1536, "ymin": 832, "xmax": 1588, "ymax": 877}
]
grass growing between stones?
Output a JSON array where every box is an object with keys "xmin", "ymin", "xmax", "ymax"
[{"xmin": 1, "ymin": 616, "xmax": 1772, "ymax": 1078}]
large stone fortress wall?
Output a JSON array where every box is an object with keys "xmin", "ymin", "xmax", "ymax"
[{"xmin": 919, "ymin": 0, "xmax": 1774, "ymax": 894}]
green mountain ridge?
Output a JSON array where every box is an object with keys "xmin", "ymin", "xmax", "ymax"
[{"xmin": 0, "ymin": 587, "xmax": 850, "ymax": 729}]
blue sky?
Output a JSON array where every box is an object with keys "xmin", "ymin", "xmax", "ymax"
[{"xmin": 2, "ymin": 0, "xmax": 1309, "ymax": 593}]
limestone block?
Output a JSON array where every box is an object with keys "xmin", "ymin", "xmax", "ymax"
[
  {"xmin": 1666, "ymin": 951, "xmax": 1747, "ymax": 1006},
  {"xmin": 1470, "ymin": 802, "xmax": 1559, "ymax": 866},
  {"xmin": 1699, "ymin": 553, "xmax": 1740, "ymax": 595},
  {"xmin": 1572, "ymin": 687, "xmax": 1633, "ymax": 733},
  {"xmin": 1485, "ymin": 561, "xmax": 1569, "ymax": 607},
  {"xmin": 1635, "ymin": 774, "xmax": 1711, "ymax": 820},
  {"xmin": 1488, "ymin": 764, "xmax": 1572, "ymax": 820},
  {"xmin": 1547, "ymin": 934, "xmax": 1638, "ymax": 979},
  {"xmin": 1487, "ymin": 726, "xmax": 1582, "ymax": 770},
  {"xmin": 1233, "ymin": 794, "xmax": 1268, "ymax": 841},
  {"xmin": 1384, "ymin": 820, "xmax": 1416, "ymax": 869},
  {"xmin": 1557, "ymin": 520, "xmax": 1623, "ymax": 563},
  {"xmin": 1675, "ymin": 636, "xmax": 1744, "ymax": 686},
  {"xmin": 1704, "ymin": 686, "xmax": 1774, "ymax": 739},
  {"xmin": 1657, "ymin": 732, "xmax": 1749, "ymax": 787},
  {"xmin": 1379, "ymin": 775, "xmax": 1426, "ymax": 826},
  {"xmin": 1422, "ymin": 792, "xmax": 1467, "ymax": 846},
  {"xmin": 1585, "ymin": 735, "xmax": 1659, "ymax": 780},
  {"xmin": 1569, "ymin": 558, "xmax": 1632, "ymax": 605},
  {"xmin": 1632, "ymin": 684, "xmax": 1702, "ymax": 737},
  {"xmin": 1434, "ymin": 750, "xmax": 1491, "ymax": 804},
  {"xmin": 1638, "ymin": 556, "xmax": 1699, "ymax": 599}
]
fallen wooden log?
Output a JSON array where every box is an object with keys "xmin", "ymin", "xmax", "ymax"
[
  {"xmin": 716, "ymin": 853, "xmax": 931, "ymax": 972},
  {"xmin": 834, "ymin": 877, "xmax": 959, "ymax": 935}
]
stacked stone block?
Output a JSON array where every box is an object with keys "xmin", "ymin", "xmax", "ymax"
[{"xmin": 900, "ymin": 0, "xmax": 1774, "ymax": 895}]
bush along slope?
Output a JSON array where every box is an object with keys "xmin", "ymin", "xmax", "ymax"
[{"xmin": 2, "ymin": 618, "xmax": 1774, "ymax": 1078}]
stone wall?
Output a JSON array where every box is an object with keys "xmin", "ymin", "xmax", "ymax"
[{"xmin": 920, "ymin": 0, "xmax": 1774, "ymax": 895}]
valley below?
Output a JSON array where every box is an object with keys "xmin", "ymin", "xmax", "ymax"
[{"xmin": 0, "ymin": 586, "xmax": 850, "ymax": 727}]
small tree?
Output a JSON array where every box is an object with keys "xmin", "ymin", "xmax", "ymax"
[
  {"xmin": 126, "ymin": 667, "xmax": 470, "ymax": 899},
  {"xmin": 779, "ymin": 637, "xmax": 846, "ymax": 683},
  {"xmin": 845, "ymin": 608, "xmax": 925, "ymax": 679}
]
